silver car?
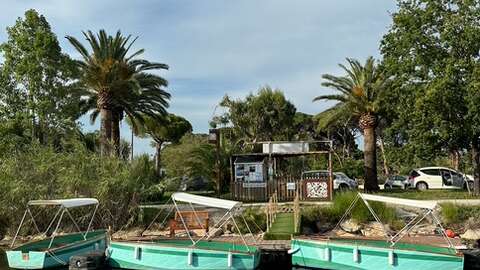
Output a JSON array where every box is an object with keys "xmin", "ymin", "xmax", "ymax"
[
  {"xmin": 301, "ymin": 170, "xmax": 358, "ymax": 190},
  {"xmin": 384, "ymin": 175, "xmax": 409, "ymax": 189}
]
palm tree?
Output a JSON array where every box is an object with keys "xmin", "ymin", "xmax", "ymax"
[
  {"xmin": 314, "ymin": 57, "xmax": 388, "ymax": 191},
  {"xmin": 66, "ymin": 30, "xmax": 170, "ymax": 156}
]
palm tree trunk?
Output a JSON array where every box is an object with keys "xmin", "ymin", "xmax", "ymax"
[
  {"xmin": 363, "ymin": 127, "xmax": 379, "ymax": 191},
  {"xmin": 100, "ymin": 108, "xmax": 113, "ymax": 156},
  {"xmin": 131, "ymin": 128, "xmax": 134, "ymax": 161},
  {"xmin": 111, "ymin": 112, "xmax": 121, "ymax": 157}
]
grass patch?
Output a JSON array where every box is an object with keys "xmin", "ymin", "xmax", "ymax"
[
  {"xmin": 263, "ymin": 213, "xmax": 296, "ymax": 240},
  {"xmin": 377, "ymin": 190, "xmax": 472, "ymax": 200}
]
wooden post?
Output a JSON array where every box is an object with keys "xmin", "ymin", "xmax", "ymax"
[{"xmin": 328, "ymin": 141, "xmax": 333, "ymax": 201}]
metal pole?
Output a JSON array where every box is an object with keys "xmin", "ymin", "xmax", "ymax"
[
  {"xmin": 48, "ymin": 208, "xmax": 65, "ymax": 249},
  {"xmin": 27, "ymin": 207, "xmax": 41, "ymax": 235},
  {"xmin": 229, "ymin": 212, "xmax": 250, "ymax": 252},
  {"xmin": 11, "ymin": 209, "xmax": 28, "ymax": 248},
  {"xmin": 173, "ymin": 200, "xmax": 195, "ymax": 244},
  {"xmin": 44, "ymin": 207, "xmax": 62, "ymax": 236},
  {"xmin": 189, "ymin": 202, "xmax": 205, "ymax": 230},
  {"xmin": 65, "ymin": 208, "xmax": 83, "ymax": 238},
  {"xmin": 85, "ymin": 204, "xmax": 98, "ymax": 238}
]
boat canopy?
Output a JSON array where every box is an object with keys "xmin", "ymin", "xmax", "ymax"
[
  {"xmin": 359, "ymin": 193, "xmax": 437, "ymax": 210},
  {"xmin": 28, "ymin": 198, "xmax": 99, "ymax": 208},
  {"xmin": 172, "ymin": 192, "xmax": 242, "ymax": 210}
]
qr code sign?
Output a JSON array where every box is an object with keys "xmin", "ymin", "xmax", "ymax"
[{"xmin": 306, "ymin": 181, "xmax": 328, "ymax": 198}]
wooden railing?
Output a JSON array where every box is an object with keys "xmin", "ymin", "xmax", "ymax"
[
  {"xmin": 293, "ymin": 193, "xmax": 300, "ymax": 234},
  {"xmin": 265, "ymin": 192, "xmax": 278, "ymax": 232}
]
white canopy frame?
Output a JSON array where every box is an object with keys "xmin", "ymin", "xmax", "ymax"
[
  {"xmin": 335, "ymin": 193, "xmax": 454, "ymax": 249},
  {"xmin": 11, "ymin": 198, "xmax": 99, "ymax": 249},
  {"xmin": 141, "ymin": 192, "xmax": 258, "ymax": 252}
]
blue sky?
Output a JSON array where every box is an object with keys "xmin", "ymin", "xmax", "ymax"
[{"xmin": 0, "ymin": 0, "xmax": 397, "ymax": 156}]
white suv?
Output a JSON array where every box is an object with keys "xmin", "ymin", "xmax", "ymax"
[
  {"xmin": 408, "ymin": 167, "xmax": 473, "ymax": 190},
  {"xmin": 301, "ymin": 170, "xmax": 358, "ymax": 190}
]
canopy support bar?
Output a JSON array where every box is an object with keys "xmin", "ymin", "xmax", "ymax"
[
  {"xmin": 44, "ymin": 208, "xmax": 63, "ymax": 237},
  {"xmin": 48, "ymin": 208, "xmax": 65, "ymax": 249},
  {"xmin": 85, "ymin": 204, "xmax": 98, "ymax": 238},
  {"xmin": 172, "ymin": 199, "xmax": 195, "ymax": 244},
  {"xmin": 11, "ymin": 209, "xmax": 28, "ymax": 248}
]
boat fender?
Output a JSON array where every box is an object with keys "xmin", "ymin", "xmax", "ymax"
[
  {"xmin": 324, "ymin": 248, "xmax": 331, "ymax": 262},
  {"xmin": 388, "ymin": 250, "xmax": 394, "ymax": 266},
  {"xmin": 188, "ymin": 250, "xmax": 193, "ymax": 266},
  {"xmin": 287, "ymin": 248, "xmax": 300, "ymax": 255},
  {"xmin": 353, "ymin": 247, "xmax": 359, "ymax": 263},
  {"xmin": 134, "ymin": 247, "xmax": 141, "ymax": 260},
  {"xmin": 227, "ymin": 252, "xmax": 233, "ymax": 268}
]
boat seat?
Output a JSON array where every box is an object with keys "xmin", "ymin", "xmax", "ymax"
[{"xmin": 169, "ymin": 211, "xmax": 209, "ymax": 237}]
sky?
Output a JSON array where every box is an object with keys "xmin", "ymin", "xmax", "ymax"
[{"xmin": 0, "ymin": 0, "xmax": 398, "ymax": 156}]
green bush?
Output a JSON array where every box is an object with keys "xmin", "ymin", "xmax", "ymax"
[
  {"xmin": 235, "ymin": 207, "xmax": 266, "ymax": 234},
  {"xmin": 0, "ymin": 142, "xmax": 161, "ymax": 235},
  {"xmin": 301, "ymin": 191, "xmax": 402, "ymax": 231},
  {"xmin": 440, "ymin": 203, "xmax": 480, "ymax": 226}
]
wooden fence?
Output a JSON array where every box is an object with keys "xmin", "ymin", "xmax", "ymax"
[{"xmin": 230, "ymin": 176, "xmax": 331, "ymax": 202}]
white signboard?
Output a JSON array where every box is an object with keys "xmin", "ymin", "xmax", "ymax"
[
  {"xmin": 262, "ymin": 142, "xmax": 309, "ymax": 154},
  {"xmin": 242, "ymin": 183, "xmax": 267, "ymax": 188},
  {"xmin": 286, "ymin": 182, "xmax": 296, "ymax": 190}
]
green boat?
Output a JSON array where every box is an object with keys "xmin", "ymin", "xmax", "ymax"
[
  {"xmin": 6, "ymin": 198, "xmax": 107, "ymax": 269},
  {"xmin": 108, "ymin": 239, "xmax": 260, "ymax": 270},
  {"xmin": 291, "ymin": 193, "xmax": 465, "ymax": 270},
  {"xmin": 291, "ymin": 238, "xmax": 463, "ymax": 270},
  {"xmin": 107, "ymin": 192, "xmax": 261, "ymax": 270}
]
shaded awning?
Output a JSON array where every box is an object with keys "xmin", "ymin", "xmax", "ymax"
[
  {"xmin": 172, "ymin": 192, "xmax": 242, "ymax": 210},
  {"xmin": 28, "ymin": 198, "xmax": 99, "ymax": 208},
  {"xmin": 360, "ymin": 193, "xmax": 437, "ymax": 210}
]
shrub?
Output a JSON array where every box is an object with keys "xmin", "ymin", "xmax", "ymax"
[
  {"xmin": 440, "ymin": 203, "xmax": 480, "ymax": 226},
  {"xmin": 301, "ymin": 191, "xmax": 402, "ymax": 231},
  {"xmin": 0, "ymin": 142, "xmax": 161, "ymax": 235}
]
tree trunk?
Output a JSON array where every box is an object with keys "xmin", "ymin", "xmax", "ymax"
[
  {"xmin": 363, "ymin": 127, "xmax": 379, "ymax": 191},
  {"xmin": 131, "ymin": 128, "xmax": 134, "ymax": 161},
  {"xmin": 450, "ymin": 150, "xmax": 460, "ymax": 171},
  {"xmin": 100, "ymin": 108, "xmax": 113, "ymax": 156},
  {"xmin": 378, "ymin": 135, "xmax": 389, "ymax": 176},
  {"xmin": 111, "ymin": 112, "xmax": 121, "ymax": 157},
  {"xmin": 472, "ymin": 138, "xmax": 480, "ymax": 195},
  {"xmin": 155, "ymin": 141, "xmax": 163, "ymax": 176}
]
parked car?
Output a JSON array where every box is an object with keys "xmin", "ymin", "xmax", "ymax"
[
  {"xmin": 301, "ymin": 170, "xmax": 358, "ymax": 190},
  {"xmin": 408, "ymin": 167, "xmax": 473, "ymax": 190},
  {"xmin": 384, "ymin": 175, "xmax": 409, "ymax": 189}
]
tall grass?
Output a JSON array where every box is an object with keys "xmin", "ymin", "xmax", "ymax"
[{"xmin": 302, "ymin": 192, "xmax": 402, "ymax": 231}]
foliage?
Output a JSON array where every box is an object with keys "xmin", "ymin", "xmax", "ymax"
[
  {"xmin": 162, "ymin": 134, "xmax": 216, "ymax": 190},
  {"xmin": 380, "ymin": 0, "xmax": 480, "ymax": 188},
  {"xmin": 212, "ymin": 86, "xmax": 297, "ymax": 145},
  {"xmin": 440, "ymin": 203, "xmax": 480, "ymax": 226},
  {"xmin": 0, "ymin": 9, "xmax": 80, "ymax": 143},
  {"xmin": 301, "ymin": 192, "xmax": 401, "ymax": 230},
  {"xmin": 235, "ymin": 207, "xmax": 266, "ymax": 234},
  {"xmin": 66, "ymin": 29, "xmax": 171, "ymax": 155},
  {"xmin": 315, "ymin": 57, "xmax": 389, "ymax": 191},
  {"xmin": 0, "ymin": 142, "xmax": 160, "ymax": 234}
]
